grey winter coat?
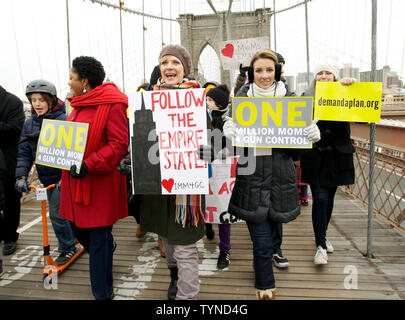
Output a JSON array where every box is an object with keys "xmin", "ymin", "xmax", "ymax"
[{"xmin": 227, "ymin": 83, "xmax": 300, "ymax": 223}]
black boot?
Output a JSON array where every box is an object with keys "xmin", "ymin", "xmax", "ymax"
[
  {"xmin": 168, "ymin": 267, "xmax": 178, "ymax": 300},
  {"xmin": 205, "ymin": 223, "xmax": 215, "ymax": 240}
]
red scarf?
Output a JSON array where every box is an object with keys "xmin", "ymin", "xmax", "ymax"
[{"xmin": 69, "ymin": 82, "xmax": 128, "ymax": 205}]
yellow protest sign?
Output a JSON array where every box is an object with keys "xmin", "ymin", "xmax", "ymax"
[
  {"xmin": 35, "ymin": 119, "xmax": 89, "ymax": 171},
  {"xmin": 314, "ymin": 82, "xmax": 382, "ymax": 122}
]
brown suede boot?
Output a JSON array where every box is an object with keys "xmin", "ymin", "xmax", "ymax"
[
  {"xmin": 158, "ymin": 237, "xmax": 165, "ymax": 257},
  {"xmin": 135, "ymin": 224, "xmax": 147, "ymax": 238},
  {"xmin": 256, "ymin": 288, "xmax": 276, "ymax": 300}
]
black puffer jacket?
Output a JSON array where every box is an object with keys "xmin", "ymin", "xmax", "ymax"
[
  {"xmin": 227, "ymin": 83, "xmax": 300, "ymax": 223},
  {"xmin": 300, "ymin": 81, "xmax": 355, "ymax": 187}
]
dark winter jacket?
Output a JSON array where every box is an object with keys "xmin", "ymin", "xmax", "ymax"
[
  {"xmin": 15, "ymin": 99, "xmax": 67, "ymax": 186},
  {"xmin": 0, "ymin": 149, "xmax": 6, "ymax": 210},
  {"xmin": 300, "ymin": 81, "xmax": 355, "ymax": 187},
  {"xmin": 227, "ymin": 83, "xmax": 300, "ymax": 223},
  {"xmin": 0, "ymin": 86, "xmax": 25, "ymax": 177}
]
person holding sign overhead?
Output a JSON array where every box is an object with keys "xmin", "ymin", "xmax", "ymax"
[
  {"xmin": 300, "ymin": 56, "xmax": 355, "ymax": 265},
  {"xmin": 227, "ymin": 49, "xmax": 321, "ymax": 300},
  {"xmin": 15, "ymin": 79, "xmax": 78, "ymax": 265},
  {"xmin": 60, "ymin": 56, "xmax": 129, "ymax": 300},
  {"xmin": 137, "ymin": 45, "xmax": 205, "ymax": 300}
]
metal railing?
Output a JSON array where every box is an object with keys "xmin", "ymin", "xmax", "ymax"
[{"xmin": 341, "ymin": 141, "xmax": 405, "ymax": 233}]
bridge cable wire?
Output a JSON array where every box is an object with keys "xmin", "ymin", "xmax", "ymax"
[
  {"xmin": 384, "ymin": 0, "xmax": 393, "ymax": 66},
  {"xmin": 31, "ymin": 3, "xmax": 43, "ymax": 78},
  {"xmin": 50, "ymin": 13, "xmax": 62, "ymax": 96},
  {"xmin": 9, "ymin": 0, "xmax": 25, "ymax": 95},
  {"xmin": 88, "ymin": 0, "xmax": 178, "ymax": 21}
]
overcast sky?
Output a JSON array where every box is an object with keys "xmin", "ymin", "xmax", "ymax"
[{"xmin": 0, "ymin": 0, "xmax": 404, "ymax": 102}]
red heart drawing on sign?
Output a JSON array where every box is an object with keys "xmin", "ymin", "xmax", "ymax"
[
  {"xmin": 161, "ymin": 178, "xmax": 174, "ymax": 193},
  {"xmin": 221, "ymin": 43, "xmax": 234, "ymax": 58}
]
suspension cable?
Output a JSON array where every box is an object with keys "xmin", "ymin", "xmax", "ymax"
[
  {"xmin": 273, "ymin": 0, "xmax": 312, "ymax": 15},
  {"xmin": 206, "ymin": 0, "xmax": 220, "ymax": 17},
  {"xmin": 9, "ymin": 0, "xmax": 25, "ymax": 94},
  {"xmin": 87, "ymin": 0, "xmax": 178, "ymax": 21},
  {"xmin": 226, "ymin": 0, "xmax": 233, "ymax": 18}
]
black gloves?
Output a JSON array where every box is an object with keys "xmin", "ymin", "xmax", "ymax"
[
  {"xmin": 15, "ymin": 176, "xmax": 29, "ymax": 193},
  {"xmin": 117, "ymin": 156, "xmax": 132, "ymax": 177},
  {"xmin": 69, "ymin": 162, "xmax": 88, "ymax": 179},
  {"xmin": 239, "ymin": 63, "xmax": 250, "ymax": 75},
  {"xmin": 198, "ymin": 146, "xmax": 215, "ymax": 162}
]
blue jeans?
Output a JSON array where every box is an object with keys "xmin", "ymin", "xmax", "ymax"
[
  {"xmin": 70, "ymin": 223, "xmax": 114, "ymax": 300},
  {"xmin": 272, "ymin": 223, "xmax": 283, "ymax": 256},
  {"xmin": 47, "ymin": 188, "xmax": 75, "ymax": 253},
  {"xmin": 310, "ymin": 184, "xmax": 338, "ymax": 249},
  {"xmin": 246, "ymin": 219, "xmax": 279, "ymax": 290}
]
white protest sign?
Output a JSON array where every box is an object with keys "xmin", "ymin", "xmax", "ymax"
[
  {"xmin": 35, "ymin": 188, "xmax": 47, "ymax": 201},
  {"xmin": 205, "ymin": 157, "xmax": 242, "ymax": 224},
  {"xmin": 128, "ymin": 88, "xmax": 209, "ymax": 195},
  {"xmin": 35, "ymin": 119, "xmax": 89, "ymax": 171},
  {"xmin": 220, "ymin": 37, "xmax": 269, "ymax": 70}
]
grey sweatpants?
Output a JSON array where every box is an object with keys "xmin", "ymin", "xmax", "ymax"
[{"xmin": 161, "ymin": 237, "xmax": 200, "ymax": 300}]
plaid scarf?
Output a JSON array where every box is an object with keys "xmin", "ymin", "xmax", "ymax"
[{"xmin": 153, "ymin": 79, "xmax": 204, "ymax": 228}]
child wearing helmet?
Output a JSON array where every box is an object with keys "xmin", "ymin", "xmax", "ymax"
[{"xmin": 15, "ymin": 79, "xmax": 79, "ymax": 265}]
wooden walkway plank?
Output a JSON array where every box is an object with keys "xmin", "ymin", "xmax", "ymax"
[{"xmin": 0, "ymin": 189, "xmax": 404, "ymax": 300}]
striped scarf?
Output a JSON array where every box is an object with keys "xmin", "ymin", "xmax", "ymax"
[{"xmin": 153, "ymin": 78, "xmax": 204, "ymax": 228}]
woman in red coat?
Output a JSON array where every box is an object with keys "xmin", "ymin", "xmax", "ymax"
[{"xmin": 60, "ymin": 56, "xmax": 128, "ymax": 300}]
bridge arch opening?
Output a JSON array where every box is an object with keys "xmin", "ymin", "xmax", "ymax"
[{"xmin": 197, "ymin": 42, "xmax": 221, "ymax": 85}]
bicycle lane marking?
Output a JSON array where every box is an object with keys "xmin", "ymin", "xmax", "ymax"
[
  {"xmin": 113, "ymin": 235, "xmax": 220, "ymax": 299},
  {"xmin": 0, "ymin": 209, "xmax": 49, "ymax": 287}
]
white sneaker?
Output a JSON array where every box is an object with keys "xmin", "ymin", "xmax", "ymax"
[
  {"xmin": 314, "ymin": 246, "xmax": 328, "ymax": 265},
  {"xmin": 326, "ymin": 239, "xmax": 334, "ymax": 253}
]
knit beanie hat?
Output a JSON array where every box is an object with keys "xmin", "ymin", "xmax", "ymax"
[
  {"xmin": 275, "ymin": 52, "xmax": 285, "ymax": 64},
  {"xmin": 206, "ymin": 84, "xmax": 230, "ymax": 110},
  {"xmin": 313, "ymin": 56, "xmax": 340, "ymax": 80},
  {"xmin": 159, "ymin": 44, "xmax": 193, "ymax": 77}
]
